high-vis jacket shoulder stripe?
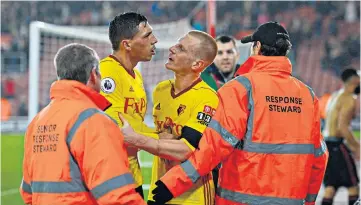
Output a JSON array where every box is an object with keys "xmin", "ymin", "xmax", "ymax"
[
  {"xmin": 235, "ymin": 76, "xmax": 254, "ymax": 142},
  {"xmin": 208, "ymin": 119, "xmax": 241, "ymax": 148},
  {"xmin": 305, "ymin": 85, "xmax": 315, "ymax": 101},
  {"xmin": 28, "ymin": 108, "xmax": 125, "ymax": 195},
  {"xmin": 217, "ymin": 187, "xmax": 304, "ymax": 205},
  {"xmin": 66, "ymin": 108, "xmax": 102, "ymax": 145},
  {"xmin": 66, "ymin": 108, "xmax": 102, "ymax": 191},
  {"xmin": 91, "ymin": 173, "xmax": 135, "ymax": 199}
]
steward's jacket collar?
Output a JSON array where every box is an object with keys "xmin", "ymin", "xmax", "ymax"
[
  {"xmin": 235, "ymin": 55, "xmax": 292, "ymax": 76},
  {"xmin": 50, "ymin": 80, "xmax": 111, "ymax": 111}
]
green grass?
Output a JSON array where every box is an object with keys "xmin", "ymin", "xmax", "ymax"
[
  {"xmin": 1, "ymin": 134, "xmax": 24, "ymax": 205},
  {"xmin": 2, "ymin": 132, "xmax": 360, "ymax": 204}
]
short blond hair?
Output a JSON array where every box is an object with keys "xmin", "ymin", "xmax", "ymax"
[{"xmin": 188, "ymin": 30, "xmax": 218, "ymax": 66}]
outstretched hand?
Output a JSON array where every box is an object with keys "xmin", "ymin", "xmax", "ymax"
[
  {"xmin": 118, "ymin": 112, "xmax": 149, "ymax": 147},
  {"xmin": 117, "ymin": 112, "xmax": 138, "ymax": 144}
]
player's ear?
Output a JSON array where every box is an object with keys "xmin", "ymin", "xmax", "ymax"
[
  {"xmin": 121, "ymin": 40, "xmax": 132, "ymax": 51},
  {"xmin": 255, "ymin": 41, "xmax": 261, "ymax": 55},
  {"xmin": 88, "ymin": 68, "xmax": 97, "ymax": 84},
  {"xmin": 191, "ymin": 59, "xmax": 206, "ymax": 72}
]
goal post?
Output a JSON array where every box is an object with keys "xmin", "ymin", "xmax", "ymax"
[{"xmin": 28, "ymin": 21, "xmax": 110, "ymax": 122}]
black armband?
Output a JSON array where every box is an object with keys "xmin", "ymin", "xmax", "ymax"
[{"xmin": 180, "ymin": 126, "xmax": 202, "ymax": 149}]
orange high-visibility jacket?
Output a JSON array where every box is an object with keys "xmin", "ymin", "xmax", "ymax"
[
  {"xmin": 20, "ymin": 80, "xmax": 146, "ymax": 205},
  {"xmin": 160, "ymin": 56, "xmax": 329, "ymax": 205}
]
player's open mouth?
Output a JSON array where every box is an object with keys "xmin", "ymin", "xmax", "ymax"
[{"xmin": 151, "ymin": 48, "xmax": 156, "ymax": 55}]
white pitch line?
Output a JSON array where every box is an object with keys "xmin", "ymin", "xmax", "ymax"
[
  {"xmin": 142, "ymin": 184, "xmax": 150, "ymax": 190},
  {"xmin": 1, "ymin": 188, "xmax": 19, "ymax": 196},
  {"xmin": 139, "ymin": 162, "xmax": 153, "ymax": 168}
]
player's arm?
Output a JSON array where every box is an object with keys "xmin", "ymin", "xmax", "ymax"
[
  {"xmin": 338, "ymin": 96, "xmax": 359, "ymax": 154},
  {"xmin": 305, "ymin": 95, "xmax": 329, "ymax": 205},
  {"xmin": 118, "ymin": 81, "xmax": 193, "ymax": 160},
  {"xmin": 153, "ymin": 80, "xmax": 250, "ymax": 201},
  {"xmin": 72, "ymin": 113, "xmax": 146, "ymax": 205},
  {"xmin": 157, "ymin": 127, "xmax": 203, "ymax": 161},
  {"xmin": 150, "ymin": 89, "xmax": 220, "ymax": 161},
  {"xmin": 119, "ymin": 114, "xmax": 194, "ymax": 161}
]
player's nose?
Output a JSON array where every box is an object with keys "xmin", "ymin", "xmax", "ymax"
[{"xmin": 152, "ymin": 36, "xmax": 158, "ymax": 44}]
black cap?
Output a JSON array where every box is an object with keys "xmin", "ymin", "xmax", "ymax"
[{"xmin": 241, "ymin": 21, "xmax": 290, "ymax": 46}]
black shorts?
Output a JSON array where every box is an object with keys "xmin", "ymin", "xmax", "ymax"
[
  {"xmin": 212, "ymin": 163, "xmax": 221, "ymax": 190},
  {"xmin": 323, "ymin": 137, "xmax": 359, "ymax": 189},
  {"xmin": 135, "ymin": 185, "xmax": 144, "ymax": 199}
]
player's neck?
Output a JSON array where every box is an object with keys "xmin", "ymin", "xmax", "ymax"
[
  {"xmin": 112, "ymin": 52, "xmax": 137, "ymax": 71},
  {"xmin": 173, "ymin": 73, "xmax": 199, "ymax": 94},
  {"xmin": 343, "ymin": 85, "xmax": 355, "ymax": 94}
]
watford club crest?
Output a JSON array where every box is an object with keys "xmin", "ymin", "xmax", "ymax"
[{"xmin": 177, "ymin": 104, "xmax": 186, "ymax": 116}]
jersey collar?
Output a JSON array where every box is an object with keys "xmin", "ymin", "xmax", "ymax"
[
  {"xmin": 108, "ymin": 55, "xmax": 136, "ymax": 79},
  {"xmin": 171, "ymin": 78, "xmax": 202, "ymax": 98}
]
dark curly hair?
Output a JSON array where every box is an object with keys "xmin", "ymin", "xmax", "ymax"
[{"xmin": 108, "ymin": 12, "xmax": 148, "ymax": 51}]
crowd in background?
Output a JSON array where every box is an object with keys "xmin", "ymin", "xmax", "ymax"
[
  {"xmin": 1, "ymin": 1, "xmax": 198, "ymax": 54},
  {"xmin": 1, "ymin": 1, "xmax": 360, "ymax": 118}
]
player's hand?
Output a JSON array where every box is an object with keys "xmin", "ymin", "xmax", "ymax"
[
  {"xmin": 158, "ymin": 132, "xmax": 175, "ymax": 139},
  {"xmin": 118, "ymin": 112, "xmax": 138, "ymax": 143},
  {"xmin": 152, "ymin": 180, "xmax": 173, "ymax": 204}
]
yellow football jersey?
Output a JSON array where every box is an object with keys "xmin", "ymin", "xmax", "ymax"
[
  {"xmin": 149, "ymin": 78, "xmax": 219, "ymax": 205},
  {"xmin": 99, "ymin": 55, "xmax": 156, "ymax": 187}
]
